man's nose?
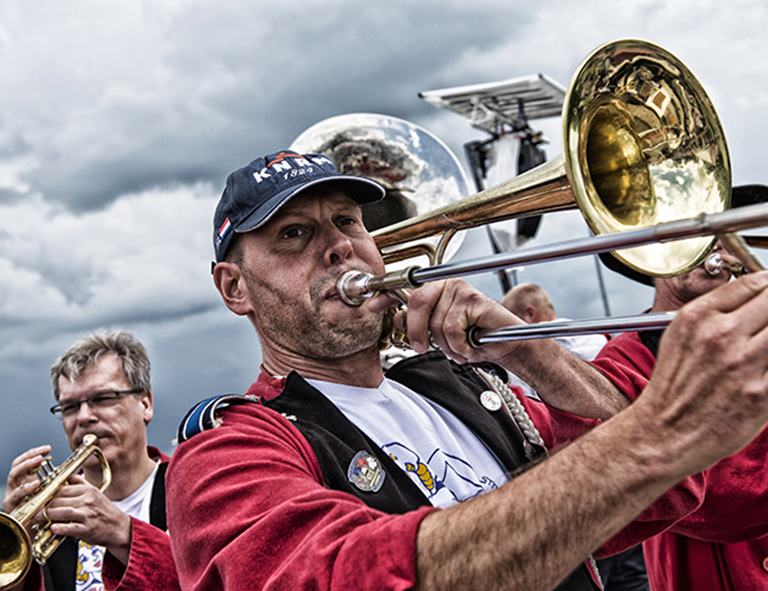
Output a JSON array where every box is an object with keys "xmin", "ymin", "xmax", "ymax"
[
  {"xmin": 323, "ymin": 227, "xmax": 354, "ymax": 266},
  {"xmin": 74, "ymin": 400, "xmax": 98, "ymax": 423}
]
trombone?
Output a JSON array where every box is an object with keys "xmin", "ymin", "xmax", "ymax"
[
  {"xmin": 338, "ymin": 203, "xmax": 768, "ymax": 305},
  {"xmin": 323, "ymin": 38, "xmax": 768, "ymax": 343},
  {"xmin": 0, "ymin": 434, "xmax": 111, "ymax": 590},
  {"xmin": 337, "ymin": 203, "xmax": 768, "ymax": 344}
]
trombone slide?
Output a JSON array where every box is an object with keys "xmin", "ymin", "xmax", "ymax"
[
  {"xmin": 338, "ymin": 203, "xmax": 768, "ymax": 306},
  {"xmin": 469, "ymin": 312, "xmax": 676, "ymax": 346}
]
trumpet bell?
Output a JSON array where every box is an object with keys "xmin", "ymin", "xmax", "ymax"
[
  {"xmin": 0, "ymin": 434, "xmax": 110, "ymax": 590},
  {"xmin": 565, "ymin": 38, "xmax": 731, "ymax": 276},
  {"xmin": 0, "ymin": 515, "xmax": 32, "ymax": 589}
]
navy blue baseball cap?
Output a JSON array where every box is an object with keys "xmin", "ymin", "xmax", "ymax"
[{"xmin": 213, "ymin": 151, "xmax": 386, "ymax": 262}]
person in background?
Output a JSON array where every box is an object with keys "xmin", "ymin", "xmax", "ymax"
[
  {"xmin": 501, "ymin": 283, "xmax": 608, "ymax": 361},
  {"xmin": 502, "ymin": 282, "xmax": 647, "ymax": 590},
  {"xmin": 3, "ymin": 329, "xmax": 180, "ymax": 591},
  {"xmin": 167, "ymin": 152, "xmax": 768, "ymax": 591},
  {"xmin": 593, "ymin": 184, "xmax": 768, "ymax": 590}
]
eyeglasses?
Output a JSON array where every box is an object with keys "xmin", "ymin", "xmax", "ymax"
[{"xmin": 50, "ymin": 389, "xmax": 144, "ymax": 421}]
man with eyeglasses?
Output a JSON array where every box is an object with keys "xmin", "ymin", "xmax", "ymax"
[{"xmin": 3, "ymin": 329, "xmax": 180, "ymax": 591}]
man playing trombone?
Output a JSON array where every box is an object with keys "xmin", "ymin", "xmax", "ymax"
[
  {"xmin": 167, "ymin": 151, "xmax": 768, "ymax": 591},
  {"xmin": 2, "ymin": 330, "xmax": 180, "ymax": 591}
]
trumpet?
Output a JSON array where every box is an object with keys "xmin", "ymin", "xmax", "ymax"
[{"xmin": 0, "ymin": 434, "xmax": 111, "ymax": 589}]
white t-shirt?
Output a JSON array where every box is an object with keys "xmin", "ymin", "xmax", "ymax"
[
  {"xmin": 306, "ymin": 376, "xmax": 510, "ymax": 509},
  {"xmin": 554, "ymin": 328, "xmax": 608, "ymax": 362},
  {"xmin": 75, "ymin": 461, "xmax": 160, "ymax": 591}
]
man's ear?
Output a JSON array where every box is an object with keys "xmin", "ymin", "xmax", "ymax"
[
  {"xmin": 213, "ymin": 262, "xmax": 254, "ymax": 316},
  {"xmin": 140, "ymin": 390, "xmax": 154, "ymax": 425},
  {"xmin": 525, "ymin": 305, "xmax": 538, "ymax": 324}
]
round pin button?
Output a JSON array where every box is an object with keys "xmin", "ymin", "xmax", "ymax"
[
  {"xmin": 762, "ymin": 556, "xmax": 768, "ymax": 573},
  {"xmin": 480, "ymin": 390, "xmax": 502, "ymax": 411}
]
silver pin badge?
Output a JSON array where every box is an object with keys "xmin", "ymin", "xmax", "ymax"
[
  {"xmin": 480, "ymin": 390, "xmax": 502, "ymax": 411},
  {"xmin": 348, "ymin": 450, "xmax": 385, "ymax": 493}
]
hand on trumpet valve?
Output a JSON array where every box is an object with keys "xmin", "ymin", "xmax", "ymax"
[
  {"xmin": 3, "ymin": 445, "xmax": 51, "ymax": 515},
  {"xmin": 41, "ymin": 473, "xmax": 130, "ymax": 550}
]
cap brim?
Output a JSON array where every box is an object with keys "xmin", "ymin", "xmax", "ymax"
[
  {"xmin": 732, "ymin": 184, "xmax": 768, "ymax": 208},
  {"xmin": 598, "ymin": 252, "xmax": 655, "ymax": 286},
  {"xmin": 235, "ymin": 174, "xmax": 386, "ymax": 234}
]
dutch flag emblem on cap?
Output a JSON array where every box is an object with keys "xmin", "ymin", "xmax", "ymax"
[
  {"xmin": 216, "ymin": 217, "xmax": 232, "ymax": 249},
  {"xmin": 218, "ymin": 217, "xmax": 232, "ymax": 240}
]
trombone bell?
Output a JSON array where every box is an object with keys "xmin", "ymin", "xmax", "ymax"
[
  {"xmin": 566, "ymin": 39, "xmax": 730, "ymax": 277},
  {"xmin": 373, "ymin": 38, "xmax": 731, "ymax": 277}
]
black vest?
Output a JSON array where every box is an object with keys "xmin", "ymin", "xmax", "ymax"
[
  {"xmin": 41, "ymin": 462, "xmax": 168, "ymax": 591},
  {"xmin": 638, "ymin": 330, "xmax": 663, "ymax": 358},
  {"xmin": 262, "ymin": 351, "xmax": 600, "ymax": 590}
]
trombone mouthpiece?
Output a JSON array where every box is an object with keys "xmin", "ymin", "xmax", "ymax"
[
  {"xmin": 337, "ymin": 270, "xmax": 375, "ymax": 306},
  {"xmin": 337, "ymin": 266, "xmax": 422, "ymax": 306},
  {"xmin": 704, "ymin": 253, "xmax": 745, "ymax": 276}
]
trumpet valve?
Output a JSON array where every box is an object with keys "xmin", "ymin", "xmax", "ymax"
[{"xmin": 33, "ymin": 458, "xmax": 55, "ymax": 484}]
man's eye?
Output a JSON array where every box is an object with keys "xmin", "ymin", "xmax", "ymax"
[
  {"xmin": 282, "ymin": 228, "xmax": 304, "ymax": 239},
  {"xmin": 337, "ymin": 217, "xmax": 357, "ymax": 227}
]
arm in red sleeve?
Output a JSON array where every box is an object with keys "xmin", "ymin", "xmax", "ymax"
[
  {"xmin": 518, "ymin": 387, "xmax": 603, "ymax": 447},
  {"xmin": 166, "ymin": 404, "xmax": 436, "ymax": 591},
  {"xmin": 101, "ymin": 518, "xmax": 181, "ymax": 591},
  {"xmin": 664, "ymin": 427, "xmax": 768, "ymax": 543},
  {"xmin": 590, "ymin": 332, "xmax": 655, "ymax": 402},
  {"xmin": 515, "ymin": 373, "xmax": 705, "ymax": 556},
  {"xmin": 593, "ymin": 332, "xmax": 768, "ymax": 544}
]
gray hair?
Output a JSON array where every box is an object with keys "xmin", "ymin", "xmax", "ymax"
[{"xmin": 51, "ymin": 329, "xmax": 151, "ymax": 400}]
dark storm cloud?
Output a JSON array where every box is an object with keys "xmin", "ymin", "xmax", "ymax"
[{"xmin": 21, "ymin": 2, "xmax": 536, "ymax": 212}]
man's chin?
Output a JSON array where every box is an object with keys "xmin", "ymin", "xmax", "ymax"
[
  {"xmin": 324, "ymin": 300, "xmax": 383, "ymax": 327},
  {"xmin": 320, "ymin": 320, "xmax": 385, "ymax": 357}
]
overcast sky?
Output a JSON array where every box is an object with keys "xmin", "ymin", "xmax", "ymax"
[{"xmin": 2, "ymin": 0, "xmax": 767, "ymax": 480}]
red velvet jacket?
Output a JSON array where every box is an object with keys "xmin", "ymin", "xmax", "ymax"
[
  {"xmin": 593, "ymin": 331, "xmax": 768, "ymax": 590},
  {"xmin": 166, "ymin": 356, "xmax": 708, "ymax": 591}
]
